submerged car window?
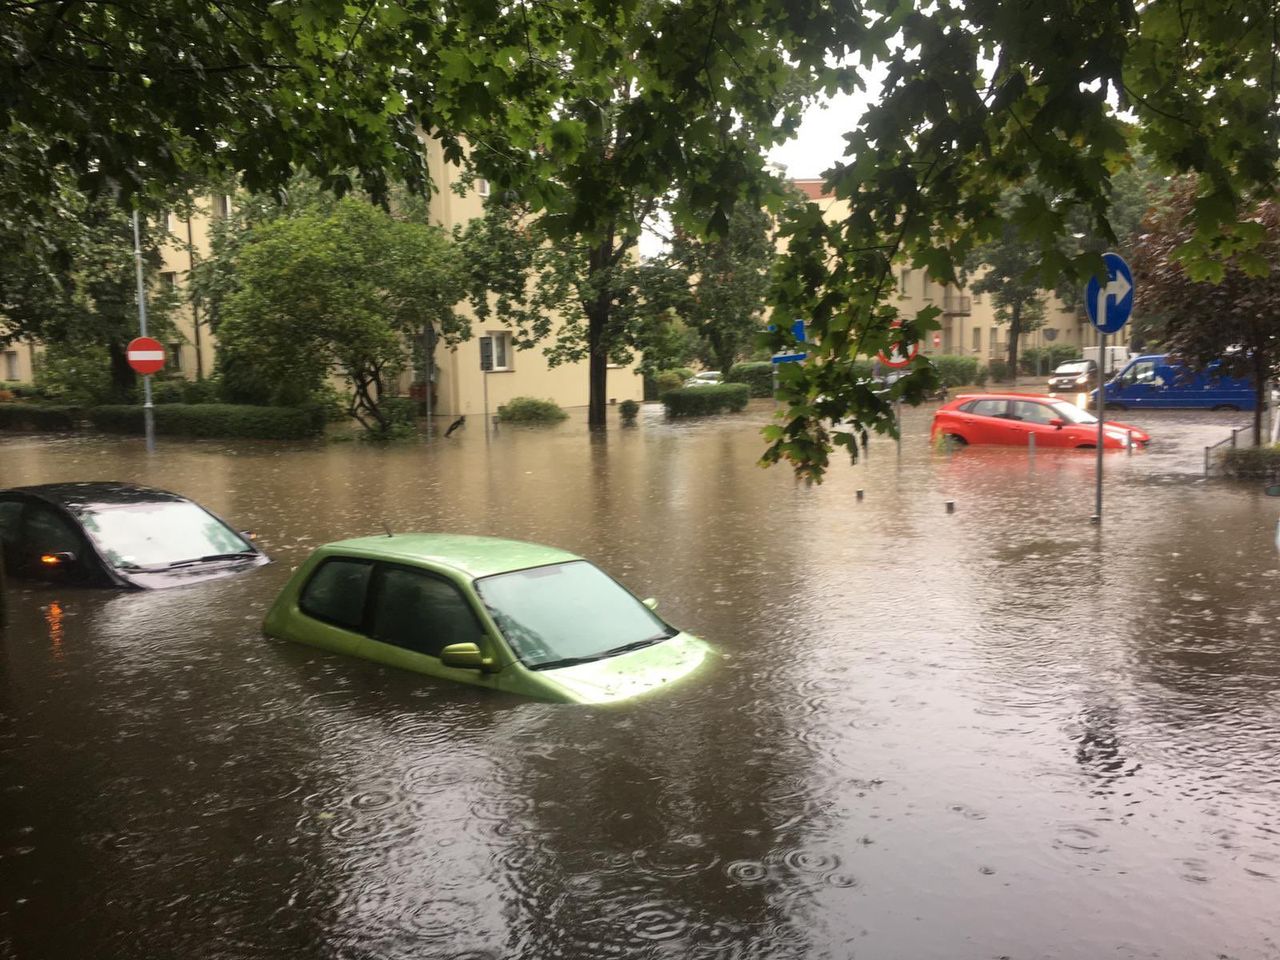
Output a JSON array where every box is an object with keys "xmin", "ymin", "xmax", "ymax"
[
  {"xmin": 300, "ymin": 559, "xmax": 373, "ymax": 631},
  {"xmin": 0, "ymin": 500, "xmax": 21, "ymax": 547},
  {"xmin": 476, "ymin": 560, "xmax": 673, "ymax": 669},
  {"xmin": 969, "ymin": 399, "xmax": 1008, "ymax": 418},
  {"xmin": 371, "ymin": 566, "xmax": 485, "ymax": 657},
  {"xmin": 27, "ymin": 506, "xmax": 82, "ymax": 554},
  {"xmin": 76, "ymin": 500, "xmax": 252, "ymax": 569}
]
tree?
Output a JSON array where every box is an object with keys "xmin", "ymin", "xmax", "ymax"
[
  {"xmin": 216, "ymin": 199, "xmax": 465, "ymax": 433},
  {"xmin": 1132, "ymin": 183, "xmax": 1280, "ymax": 445},
  {"xmin": 767, "ymin": 0, "xmax": 1280, "ymax": 481},
  {"xmin": 0, "ymin": 187, "xmax": 176, "ymax": 399},
  {"xmin": 965, "ymin": 189, "xmax": 1050, "ymax": 379},
  {"xmin": 661, "ymin": 204, "xmax": 778, "ymax": 378}
]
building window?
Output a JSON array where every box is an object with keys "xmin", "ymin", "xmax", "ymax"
[
  {"xmin": 900, "ymin": 269, "xmax": 910, "ymax": 294},
  {"xmin": 160, "ymin": 271, "xmax": 179, "ymax": 291},
  {"xmin": 971, "ymin": 327, "xmax": 981, "ymax": 352},
  {"xmin": 476, "ymin": 179, "xmax": 490, "ymax": 198},
  {"xmin": 921, "ymin": 272, "xmax": 930, "ymax": 298},
  {"xmin": 212, "ymin": 195, "xmax": 231, "ymax": 219},
  {"xmin": 167, "ymin": 343, "xmax": 184, "ymax": 372},
  {"xmin": 480, "ymin": 332, "xmax": 513, "ymax": 371},
  {"xmin": 3, "ymin": 350, "xmax": 18, "ymax": 381}
]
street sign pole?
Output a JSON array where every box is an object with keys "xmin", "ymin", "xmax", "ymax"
[
  {"xmin": 1084, "ymin": 252, "xmax": 1135, "ymax": 525},
  {"xmin": 1093, "ymin": 330, "xmax": 1106, "ymax": 522},
  {"xmin": 131, "ymin": 210, "xmax": 156, "ymax": 454}
]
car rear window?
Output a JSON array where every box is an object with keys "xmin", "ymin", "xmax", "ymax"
[
  {"xmin": 300, "ymin": 558, "xmax": 373, "ymax": 631},
  {"xmin": 967, "ymin": 399, "xmax": 1008, "ymax": 418}
]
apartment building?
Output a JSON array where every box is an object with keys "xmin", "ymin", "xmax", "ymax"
[{"xmin": 790, "ymin": 178, "xmax": 1131, "ymax": 363}]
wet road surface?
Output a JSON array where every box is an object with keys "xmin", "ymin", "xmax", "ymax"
[{"xmin": 2, "ymin": 402, "xmax": 1278, "ymax": 959}]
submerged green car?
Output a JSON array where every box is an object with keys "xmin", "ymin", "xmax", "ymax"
[{"xmin": 263, "ymin": 534, "xmax": 710, "ymax": 704}]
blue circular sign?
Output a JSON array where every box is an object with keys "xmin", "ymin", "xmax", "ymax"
[{"xmin": 1084, "ymin": 252, "xmax": 1134, "ymax": 334}]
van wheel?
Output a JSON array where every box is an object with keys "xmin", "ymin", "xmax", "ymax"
[
  {"xmin": 1211, "ymin": 404, "xmax": 1240, "ymax": 412},
  {"xmin": 1076, "ymin": 444, "xmax": 1096, "ymax": 449},
  {"xmin": 1107, "ymin": 403, "xmax": 1127, "ymax": 411}
]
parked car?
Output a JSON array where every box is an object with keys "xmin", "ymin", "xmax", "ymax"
[
  {"xmin": 683, "ymin": 371, "xmax": 723, "ymax": 387},
  {"xmin": 263, "ymin": 533, "xmax": 710, "ymax": 704},
  {"xmin": 0, "ymin": 482, "xmax": 268, "ymax": 588},
  {"xmin": 931, "ymin": 393, "xmax": 1150, "ymax": 448},
  {"xmin": 1047, "ymin": 359, "xmax": 1098, "ymax": 393},
  {"xmin": 1092, "ymin": 354, "xmax": 1257, "ymax": 410}
]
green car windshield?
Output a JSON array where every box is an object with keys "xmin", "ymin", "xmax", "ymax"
[{"xmin": 475, "ymin": 560, "xmax": 675, "ymax": 669}]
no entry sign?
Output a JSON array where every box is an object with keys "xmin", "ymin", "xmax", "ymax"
[{"xmin": 126, "ymin": 336, "xmax": 165, "ymax": 375}]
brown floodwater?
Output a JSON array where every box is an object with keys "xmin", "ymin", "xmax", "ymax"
[{"xmin": 2, "ymin": 402, "xmax": 1278, "ymax": 960}]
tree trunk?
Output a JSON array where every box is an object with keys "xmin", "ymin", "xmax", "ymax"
[
  {"xmin": 107, "ymin": 340, "xmax": 136, "ymax": 400},
  {"xmin": 586, "ymin": 232, "xmax": 616, "ymax": 428},
  {"xmin": 1006, "ymin": 304, "xmax": 1022, "ymax": 382}
]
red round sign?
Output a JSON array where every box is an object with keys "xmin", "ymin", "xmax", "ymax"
[
  {"xmin": 932, "ymin": 333, "xmax": 942, "ymax": 348},
  {"xmin": 877, "ymin": 322, "xmax": 920, "ymax": 369},
  {"xmin": 126, "ymin": 336, "xmax": 166, "ymax": 375}
]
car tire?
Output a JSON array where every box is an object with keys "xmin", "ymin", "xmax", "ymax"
[
  {"xmin": 1211, "ymin": 404, "xmax": 1240, "ymax": 412},
  {"xmin": 945, "ymin": 434, "xmax": 968, "ymax": 446},
  {"xmin": 1076, "ymin": 444, "xmax": 1096, "ymax": 449},
  {"xmin": 1107, "ymin": 403, "xmax": 1127, "ymax": 411}
]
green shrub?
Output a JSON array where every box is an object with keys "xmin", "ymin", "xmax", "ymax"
[
  {"xmin": 653, "ymin": 371, "xmax": 684, "ymax": 397},
  {"xmin": 1222, "ymin": 445, "xmax": 1280, "ymax": 481},
  {"xmin": 0, "ymin": 404, "xmax": 79, "ymax": 431},
  {"xmin": 0, "ymin": 381, "xmax": 36, "ymax": 399},
  {"xmin": 180, "ymin": 378, "xmax": 222, "ymax": 405},
  {"xmin": 496, "ymin": 396, "xmax": 569, "ymax": 423},
  {"xmin": 849, "ymin": 358, "xmax": 875, "ymax": 381},
  {"xmin": 931, "ymin": 355, "xmax": 981, "ymax": 387},
  {"xmin": 34, "ymin": 341, "xmax": 117, "ymax": 406},
  {"xmin": 150, "ymin": 379, "xmax": 186, "ymax": 404},
  {"xmin": 975, "ymin": 365, "xmax": 989, "ymax": 387},
  {"xmin": 380, "ymin": 397, "xmax": 417, "ymax": 426},
  {"xmin": 727, "ymin": 361, "xmax": 774, "ymax": 397},
  {"xmin": 987, "ymin": 358, "xmax": 1011, "ymax": 382},
  {"xmin": 87, "ymin": 403, "xmax": 324, "ymax": 440},
  {"xmin": 619, "ymin": 399, "xmax": 640, "ymax": 421},
  {"xmin": 672, "ymin": 367, "xmax": 695, "ymax": 382},
  {"xmin": 662, "ymin": 383, "xmax": 750, "ymax": 417},
  {"xmin": 1020, "ymin": 345, "xmax": 1081, "ymax": 374}
]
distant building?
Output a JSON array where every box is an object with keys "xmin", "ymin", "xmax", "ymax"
[
  {"xmin": 788, "ymin": 178, "xmax": 1130, "ymax": 364},
  {"xmin": 3, "ymin": 140, "xmax": 644, "ymax": 415}
]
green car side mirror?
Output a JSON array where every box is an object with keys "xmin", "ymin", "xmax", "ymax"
[
  {"xmin": 440, "ymin": 642, "xmax": 488, "ymax": 670},
  {"xmin": 642, "ymin": 597, "xmax": 658, "ymax": 611}
]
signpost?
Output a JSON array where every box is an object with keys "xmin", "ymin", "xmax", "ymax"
[
  {"xmin": 130, "ymin": 211, "xmax": 161, "ymax": 453},
  {"xmin": 771, "ymin": 320, "xmax": 807, "ymax": 396},
  {"xmin": 479, "ymin": 337, "xmax": 493, "ymax": 440},
  {"xmin": 1084, "ymin": 252, "xmax": 1134, "ymax": 522}
]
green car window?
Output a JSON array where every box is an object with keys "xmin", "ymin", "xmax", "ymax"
[
  {"xmin": 300, "ymin": 559, "xmax": 373, "ymax": 631},
  {"xmin": 476, "ymin": 560, "xmax": 673, "ymax": 669},
  {"xmin": 370, "ymin": 566, "xmax": 485, "ymax": 657}
]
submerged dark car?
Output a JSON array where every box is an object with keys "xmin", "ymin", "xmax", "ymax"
[{"xmin": 0, "ymin": 482, "xmax": 268, "ymax": 589}]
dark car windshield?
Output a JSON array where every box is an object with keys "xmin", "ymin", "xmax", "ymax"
[
  {"xmin": 475, "ymin": 560, "xmax": 675, "ymax": 669},
  {"xmin": 76, "ymin": 501, "xmax": 254, "ymax": 569},
  {"xmin": 1054, "ymin": 361, "xmax": 1091, "ymax": 375}
]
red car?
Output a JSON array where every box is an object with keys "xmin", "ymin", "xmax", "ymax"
[{"xmin": 931, "ymin": 393, "xmax": 1150, "ymax": 449}]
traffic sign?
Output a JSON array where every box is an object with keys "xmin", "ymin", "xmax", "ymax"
[
  {"xmin": 771, "ymin": 318, "xmax": 807, "ymax": 364},
  {"xmin": 1085, "ymin": 252, "xmax": 1134, "ymax": 334},
  {"xmin": 126, "ymin": 336, "xmax": 165, "ymax": 375},
  {"xmin": 932, "ymin": 333, "xmax": 941, "ymax": 348},
  {"xmin": 877, "ymin": 321, "xmax": 919, "ymax": 369}
]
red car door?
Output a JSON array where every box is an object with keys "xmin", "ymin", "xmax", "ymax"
[
  {"xmin": 1009, "ymin": 399, "xmax": 1073, "ymax": 448},
  {"xmin": 964, "ymin": 398, "xmax": 1013, "ymax": 443}
]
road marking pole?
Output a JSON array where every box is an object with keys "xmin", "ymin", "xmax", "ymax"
[{"xmin": 1093, "ymin": 330, "xmax": 1105, "ymax": 522}]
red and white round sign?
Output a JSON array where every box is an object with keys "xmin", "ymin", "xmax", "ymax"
[
  {"xmin": 877, "ymin": 322, "xmax": 920, "ymax": 369},
  {"xmin": 126, "ymin": 336, "xmax": 166, "ymax": 375}
]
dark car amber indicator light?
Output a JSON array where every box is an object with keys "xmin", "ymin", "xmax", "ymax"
[{"xmin": 40, "ymin": 554, "xmax": 62, "ymax": 566}]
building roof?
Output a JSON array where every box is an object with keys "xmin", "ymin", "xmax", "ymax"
[{"xmin": 792, "ymin": 179, "xmax": 832, "ymax": 200}]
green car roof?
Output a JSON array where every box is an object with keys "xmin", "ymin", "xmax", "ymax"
[{"xmin": 318, "ymin": 533, "xmax": 581, "ymax": 580}]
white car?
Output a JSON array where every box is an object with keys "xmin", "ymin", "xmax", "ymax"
[{"xmin": 683, "ymin": 371, "xmax": 723, "ymax": 387}]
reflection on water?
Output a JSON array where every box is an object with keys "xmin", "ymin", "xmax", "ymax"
[{"xmin": 2, "ymin": 404, "xmax": 1279, "ymax": 959}]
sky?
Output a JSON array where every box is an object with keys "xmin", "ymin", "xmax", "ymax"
[{"xmin": 766, "ymin": 91, "xmax": 865, "ymax": 180}]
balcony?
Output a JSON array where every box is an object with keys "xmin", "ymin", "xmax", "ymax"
[{"xmin": 942, "ymin": 291, "xmax": 971, "ymax": 315}]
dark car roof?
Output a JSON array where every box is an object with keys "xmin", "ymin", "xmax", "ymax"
[{"xmin": 3, "ymin": 482, "xmax": 190, "ymax": 513}]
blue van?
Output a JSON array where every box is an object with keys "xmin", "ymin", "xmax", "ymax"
[{"xmin": 1093, "ymin": 354, "xmax": 1256, "ymax": 410}]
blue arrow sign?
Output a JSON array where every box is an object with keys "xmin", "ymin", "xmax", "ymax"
[
  {"xmin": 771, "ymin": 319, "xmax": 807, "ymax": 364},
  {"xmin": 1085, "ymin": 252, "xmax": 1134, "ymax": 334}
]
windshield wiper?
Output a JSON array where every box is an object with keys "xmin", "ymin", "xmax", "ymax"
[
  {"xmin": 533, "ymin": 633, "xmax": 675, "ymax": 670},
  {"xmin": 595, "ymin": 634, "xmax": 672, "ymax": 659},
  {"xmin": 158, "ymin": 551, "xmax": 258, "ymax": 570},
  {"xmin": 530, "ymin": 654, "xmax": 609, "ymax": 671}
]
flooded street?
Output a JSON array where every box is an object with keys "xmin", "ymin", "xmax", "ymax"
[{"xmin": 2, "ymin": 402, "xmax": 1279, "ymax": 960}]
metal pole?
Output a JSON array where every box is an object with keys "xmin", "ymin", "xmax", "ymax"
[
  {"xmin": 131, "ymin": 210, "xmax": 156, "ymax": 454},
  {"xmin": 1093, "ymin": 330, "xmax": 1106, "ymax": 521},
  {"xmin": 895, "ymin": 397, "xmax": 902, "ymax": 458}
]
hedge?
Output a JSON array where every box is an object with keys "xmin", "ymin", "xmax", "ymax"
[
  {"xmin": 87, "ymin": 403, "xmax": 325, "ymax": 440},
  {"xmin": 930, "ymin": 355, "xmax": 981, "ymax": 387},
  {"xmin": 1020, "ymin": 345, "xmax": 1081, "ymax": 375},
  {"xmin": 987, "ymin": 358, "xmax": 1012, "ymax": 382},
  {"xmin": 0, "ymin": 404, "xmax": 79, "ymax": 431},
  {"xmin": 1221, "ymin": 446, "xmax": 1280, "ymax": 481},
  {"xmin": 663, "ymin": 383, "xmax": 750, "ymax": 417},
  {"xmin": 727, "ymin": 361, "xmax": 774, "ymax": 397}
]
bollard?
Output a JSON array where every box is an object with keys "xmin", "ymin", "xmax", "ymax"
[
  {"xmin": 1231, "ymin": 428, "xmax": 1239, "ymax": 448},
  {"xmin": 945, "ymin": 500, "xmax": 955, "ymax": 514},
  {"xmin": 1127, "ymin": 430, "xmax": 1133, "ymax": 454},
  {"xmin": 856, "ymin": 489, "xmax": 864, "ymax": 501},
  {"xmin": 1204, "ymin": 446, "xmax": 1211, "ymax": 478},
  {"xmin": 1028, "ymin": 432, "xmax": 1036, "ymax": 460}
]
